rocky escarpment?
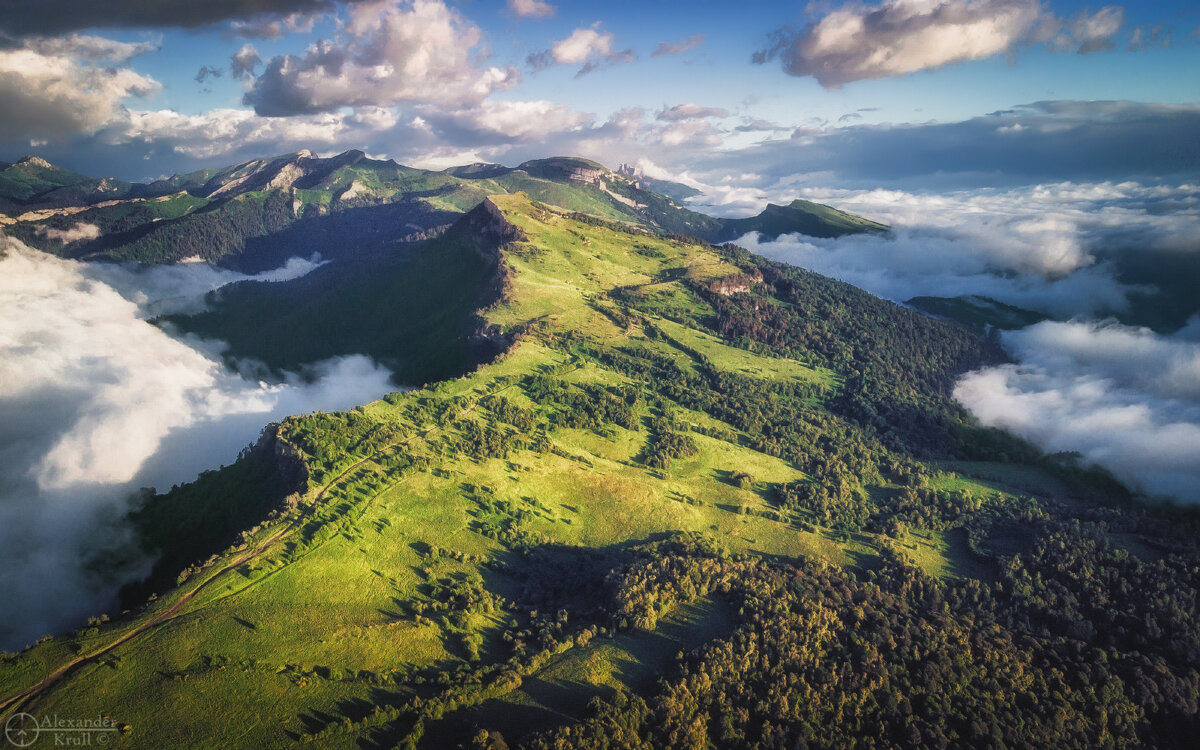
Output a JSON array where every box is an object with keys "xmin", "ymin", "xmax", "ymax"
[
  {"xmin": 518, "ymin": 157, "xmax": 608, "ymax": 187},
  {"xmin": 706, "ymin": 270, "xmax": 764, "ymax": 297},
  {"xmin": 455, "ymin": 199, "xmax": 525, "ymax": 363},
  {"xmin": 263, "ymin": 423, "xmax": 311, "ymax": 502},
  {"xmin": 461, "ymin": 197, "xmax": 528, "ymax": 245}
]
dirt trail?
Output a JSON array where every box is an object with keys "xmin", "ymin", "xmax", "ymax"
[
  {"xmin": 0, "ymin": 454, "xmax": 373, "ymax": 718},
  {"xmin": 0, "ymin": 531, "xmax": 278, "ymax": 716},
  {"xmin": 0, "ymin": 383, "xmax": 519, "ymax": 718}
]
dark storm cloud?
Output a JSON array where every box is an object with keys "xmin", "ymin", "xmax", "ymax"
[{"xmin": 0, "ymin": 0, "xmax": 351, "ymax": 37}]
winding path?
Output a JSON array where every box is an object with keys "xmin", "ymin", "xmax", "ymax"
[{"xmin": 0, "ymin": 380, "xmax": 525, "ymax": 718}]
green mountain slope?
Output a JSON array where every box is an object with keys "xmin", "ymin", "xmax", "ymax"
[
  {"xmin": 3, "ymin": 192, "xmax": 1195, "ymax": 749},
  {"xmin": 0, "ymin": 152, "xmax": 884, "ymax": 266},
  {"xmin": 0, "ymin": 156, "xmax": 133, "ymax": 209},
  {"xmin": 719, "ymin": 198, "xmax": 889, "ymax": 240}
]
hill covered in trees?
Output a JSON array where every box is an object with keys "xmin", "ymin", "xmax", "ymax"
[{"xmin": 1, "ymin": 187, "xmax": 1197, "ymax": 749}]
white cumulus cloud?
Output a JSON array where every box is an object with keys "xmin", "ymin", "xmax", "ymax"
[
  {"xmin": 725, "ymin": 180, "xmax": 1200, "ymax": 318},
  {"xmin": 508, "ymin": 0, "xmax": 555, "ymax": 20},
  {"xmin": 710, "ymin": 177, "xmax": 1199, "ymax": 504},
  {"xmin": 244, "ymin": 0, "xmax": 519, "ymax": 116},
  {"xmin": 0, "ymin": 37, "xmax": 160, "ymax": 141},
  {"xmin": 422, "ymin": 99, "xmax": 592, "ymax": 142},
  {"xmin": 755, "ymin": 0, "xmax": 1126, "ymax": 87},
  {"xmin": 528, "ymin": 25, "xmax": 634, "ymax": 76}
]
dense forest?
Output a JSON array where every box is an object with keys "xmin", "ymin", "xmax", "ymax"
[
  {"xmin": 694, "ymin": 244, "xmax": 1008, "ymax": 456},
  {"xmin": 522, "ymin": 525, "xmax": 1200, "ymax": 749}
]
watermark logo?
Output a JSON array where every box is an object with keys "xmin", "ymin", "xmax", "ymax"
[
  {"xmin": 3, "ymin": 714, "xmax": 37, "ymax": 748},
  {"xmin": 4, "ymin": 712, "xmax": 118, "ymax": 746}
]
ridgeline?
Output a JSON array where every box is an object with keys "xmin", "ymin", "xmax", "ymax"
[{"xmin": 2, "ymin": 158, "xmax": 1198, "ymax": 749}]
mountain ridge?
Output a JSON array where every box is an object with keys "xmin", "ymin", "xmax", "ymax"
[
  {"xmin": 5, "ymin": 184, "xmax": 1194, "ymax": 749},
  {"xmin": 0, "ymin": 150, "xmax": 886, "ymax": 267}
]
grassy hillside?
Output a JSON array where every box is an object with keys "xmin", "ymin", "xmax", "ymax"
[{"xmin": 3, "ymin": 192, "xmax": 1195, "ymax": 748}]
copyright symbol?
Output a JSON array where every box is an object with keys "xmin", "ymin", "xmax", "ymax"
[{"xmin": 97, "ymin": 732, "xmax": 110, "ymax": 745}]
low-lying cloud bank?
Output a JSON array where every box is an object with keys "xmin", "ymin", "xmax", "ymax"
[
  {"xmin": 955, "ymin": 321, "xmax": 1200, "ymax": 501},
  {"xmin": 685, "ymin": 101, "xmax": 1200, "ymax": 197},
  {"xmin": 734, "ymin": 180, "xmax": 1199, "ymax": 320},
  {"xmin": 737, "ymin": 179, "xmax": 1200, "ymax": 504},
  {"xmin": 0, "ymin": 237, "xmax": 393, "ymax": 650}
]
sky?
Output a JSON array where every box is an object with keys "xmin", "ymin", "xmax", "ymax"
[
  {"xmin": 0, "ymin": 0, "xmax": 1196, "ymax": 187},
  {"xmin": 0, "ymin": 0, "xmax": 1199, "ymax": 646}
]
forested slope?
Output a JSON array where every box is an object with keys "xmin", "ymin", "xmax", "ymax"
[{"xmin": 1, "ymin": 193, "xmax": 1196, "ymax": 749}]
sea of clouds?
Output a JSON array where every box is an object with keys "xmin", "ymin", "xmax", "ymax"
[
  {"xmin": 0, "ymin": 235, "xmax": 396, "ymax": 650},
  {"xmin": 732, "ymin": 179, "xmax": 1200, "ymax": 503},
  {"xmin": 955, "ymin": 320, "xmax": 1200, "ymax": 499}
]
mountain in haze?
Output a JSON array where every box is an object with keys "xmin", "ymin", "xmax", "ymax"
[
  {"xmin": 2, "ymin": 152, "xmax": 1198, "ymax": 748},
  {"xmin": 615, "ymin": 161, "xmax": 703, "ymax": 201},
  {"xmin": 0, "ymin": 155, "xmax": 134, "ymax": 213},
  {"xmin": 0, "ymin": 150, "xmax": 885, "ymax": 271}
]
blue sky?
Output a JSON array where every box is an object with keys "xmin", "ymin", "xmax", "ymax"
[
  {"xmin": 0, "ymin": 0, "xmax": 1197, "ymax": 187},
  {"xmin": 125, "ymin": 1, "xmax": 1200, "ymax": 121}
]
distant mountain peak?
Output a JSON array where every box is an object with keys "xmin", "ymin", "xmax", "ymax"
[
  {"xmin": 1, "ymin": 149, "xmax": 887, "ymax": 264},
  {"xmin": 518, "ymin": 156, "xmax": 612, "ymax": 178},
  {"xmin": 614, "ymin": 161, "xmax": 703, "ymax": 202},
  {"xmin": 15, "ymin": 155, "xmax": 53, "ymax": 169}
]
